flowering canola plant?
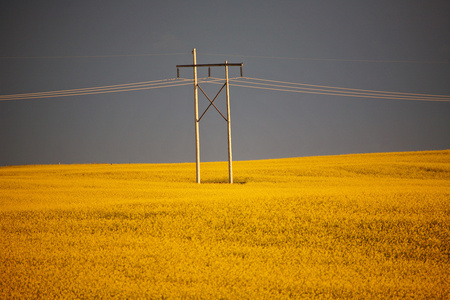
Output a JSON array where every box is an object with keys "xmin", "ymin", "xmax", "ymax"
[{"xmin": 1, "ymin": 150, "xmax": 449, "ymax": 299}]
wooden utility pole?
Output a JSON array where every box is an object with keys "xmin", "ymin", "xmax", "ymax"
[
  {"xmin": 177, "ymin": 48, "xmax": 243, "ymax": 184},
  {"xmin": 225, "ymin": 61, "xmax": 233, "ymax": 183},
  {"xmin": 193, "ymin": 49, "xmax": 200, "ymax": 183}
]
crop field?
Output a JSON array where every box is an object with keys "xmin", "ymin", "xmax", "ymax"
[{"xmin": 1, "ymin": 150, "xmax": 449, "ymax": 299}]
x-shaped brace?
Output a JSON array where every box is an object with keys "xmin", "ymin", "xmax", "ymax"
[{"xmin": 197, "ymin": 83, "xmax": 228, "ymax": 122}]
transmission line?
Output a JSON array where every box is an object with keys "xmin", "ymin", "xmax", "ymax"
[
  {"xmin": 2, "ymin": 75, "xmax": 449, "ymax": 102},
  {"xmin": 200, "ymin": 53, "xmax": 449, "ymax": 64},
  {"xmin": 0, "ymin": 78, "xmax": 192, "ymax": 101},
  {"xmin": 221, "ymin": 77, "xmax": 450, "ymax": 102},
  {"xmin": 0, "ymin": 53, "xmax": 189, "ymax": 60}
]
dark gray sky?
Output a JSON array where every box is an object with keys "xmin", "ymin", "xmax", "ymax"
[{"xmin": 1, "ymin": 0, "xmax": 449, "ymax": 165}]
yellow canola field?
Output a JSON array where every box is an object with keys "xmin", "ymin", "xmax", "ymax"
[{"xmin": 1, "ymin": 150, "xmax": 449, "ymax": 299}]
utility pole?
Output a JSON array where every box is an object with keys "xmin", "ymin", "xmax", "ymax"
[
  {"xmin": 225, "ymin": 61, "xmax": 233, "ymax": 183},
  {"xmin": 177, "ymin": 48, "xmax": 243, "ymax": 184},
  {"xmin": 193, "ymin": 49, "xmax": 200, "ymax": 183}
]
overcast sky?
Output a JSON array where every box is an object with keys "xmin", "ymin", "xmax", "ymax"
[{"xmin": 1, "ymin": 0, "xmax": 449, "ymax": 166}]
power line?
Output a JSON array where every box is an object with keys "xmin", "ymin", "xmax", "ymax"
[
  {"xmin": 233, "ymin": 77, "xmax": 450, "ymax": 101},
  {"xmin": 2, "ymin": 75, "xmax": 449, "ymax": 102},
  {"xmin": 204, "ymin": 77, "xmax": 450, "ymax": 102},
  {"xmin": 241, "ymin": 77, "xmax": 450, "ymax": 98},
  {"xmin": 0, "ymin": 78, "xmax": 193, "ymax": 101},
  {"xmin": 4, "ymin": 51, "xmax": 446, "ymax": 64},
  {"xmin": 0, "ymin": 53, "xmax": 189, "ymax": 60},
  {"xmin": 230, "ymin": 83, "xmax": 450, "ymax": 102},
  {"xmin": 200, "ymin": 53, "xmax": 450, "ymax": 64},
  {"xmin": 2, "ymin": 78, "xmax": 180, "ymax": 99},
  {"xmin": 230, "ymin": 79, "xmax": 450, "ymax": 102}
]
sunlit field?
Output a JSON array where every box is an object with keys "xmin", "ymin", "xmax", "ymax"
[{"xmin": 1, "ymin": 150, "xmax": 449, "ymax": 299}]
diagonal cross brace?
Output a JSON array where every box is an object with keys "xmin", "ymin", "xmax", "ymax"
[{"xmin": 197, "ymin": 83, "xmax": 228, "ymax": 122}]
